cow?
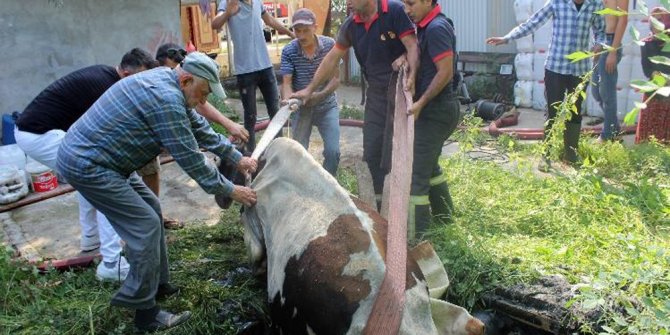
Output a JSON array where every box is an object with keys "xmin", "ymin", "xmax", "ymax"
[{"xmin": 224, "ymin": 138, "xmax": 483, "ymax": 335}]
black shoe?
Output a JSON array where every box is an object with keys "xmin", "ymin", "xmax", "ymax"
[
  {"xmin": 134, "ymin": 309, "xmax": 191, "ymax": 333},
  {"xmin": 156, "ymin": 283, "xmax": 180, "ymax": 300}
]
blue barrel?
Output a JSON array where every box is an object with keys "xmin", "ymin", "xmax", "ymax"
[{"xmin": 2, "ymin": 113, "xmax": 17, "ymax": 145}]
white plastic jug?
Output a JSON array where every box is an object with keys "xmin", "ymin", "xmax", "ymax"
[
  {"xmin": 514, "ymin": 80, "xmax": 534, "ymax": 108},
  {"xmin": 0, "ymin": 165, "xmax": 29, "ymax": 204},
  {"xmin": 514, "ymin": 0, "xmax": 533, "ymax": 24},
  {"xmin": 0, "ymin": 144, "xmax": 26, "ymax": 170},
  {"xmin": 532, "ymin": 80, "xmax": 547, "ymax": 111},
  {"xmin": 516, "ymin": 35, "xmax": 534, "ymax": 54},
  {"xmin": 533, "ymin": 50, "xmax": 548, "ymax": 81},
  {"xmin": 515, "ymin": 53, "xmax": 534, "ymax": 81}
]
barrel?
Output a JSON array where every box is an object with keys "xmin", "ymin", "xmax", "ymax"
[{"xmin": 475, "ymin": 100, "xmax": 506, "ymax": 121}]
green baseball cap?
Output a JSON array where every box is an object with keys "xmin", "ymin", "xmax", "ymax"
[{"xmin": 182, "ymin": 51, "xmax": 227, "ymax": 99}]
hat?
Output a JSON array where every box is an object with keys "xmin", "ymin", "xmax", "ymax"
[
  {"xmin": 182, "ymin": 52, "xmax": 227, "ymax": 99},
  {"xmin": 291, "ymin": 8, "xmax": 316, "ymax": 28}
]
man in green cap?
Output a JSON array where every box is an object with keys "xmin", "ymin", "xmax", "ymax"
[{"xmin": 57, "ymin": 51, "xmax": 257, "ymax": 333}]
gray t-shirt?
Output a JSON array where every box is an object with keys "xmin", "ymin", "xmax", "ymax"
[{"xmin": 218, "ymin": 0, "xmax": 272, "ymax": 75}]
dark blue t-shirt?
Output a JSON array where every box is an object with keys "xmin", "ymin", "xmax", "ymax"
[
  {"xmin": 336, "ymin": 0, "xmax": 415, "ymax": 89},
  {"xmin": 416, "ymin": 6, "xmax": 457, "ymax": 98},
  {"xmin": 16, "ymin": 65, "xmax": 120, "ymax": 134}
]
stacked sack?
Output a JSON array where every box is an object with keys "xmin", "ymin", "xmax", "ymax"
[{"xmin": 513, "ymin": 0, "xmax": 534, "ymax": 108}]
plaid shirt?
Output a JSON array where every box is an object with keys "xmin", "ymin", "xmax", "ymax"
[
  {"xmin": 504, "ymin": 0, "xmax": 606, "ymax": 76},
  {"xmin": 58, "ymin": 67, "xmax": 242, "ymax": 196}
]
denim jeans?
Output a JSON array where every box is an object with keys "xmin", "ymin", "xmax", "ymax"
[
  {"xmin": 236, "ymin": 67, "xmax": 280, "ymax": 153},
  {"xmin": 592, "ymin": 34, "xmax": 623, "ymax": 140},
  {"xmin": 291, "ymin": 99, "xmax": 340, "ymax": 176}
]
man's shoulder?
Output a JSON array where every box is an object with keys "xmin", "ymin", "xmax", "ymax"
[
  {"xmin": 318, "ymin": 35, "xmax": 336, "ymax": 47},
  {"xmin": 283, "ymin": 39, "xmax": 301, "ymax": 54}
]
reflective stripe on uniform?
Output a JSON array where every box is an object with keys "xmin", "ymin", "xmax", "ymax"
[{"xmin": 430, "ymin": 174, "xmax": 447, "ymax": 186}]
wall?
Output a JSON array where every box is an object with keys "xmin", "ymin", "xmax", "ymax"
[{"xmin": 0, "ymin": 0, "xmax": 181, "ymax": 116}]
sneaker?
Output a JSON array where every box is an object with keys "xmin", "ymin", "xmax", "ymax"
[
  {"xmin": 80, "ymin": 234, "xmax": 100, "ymax": 252},
  {"xmin": 96, "ymin": 256, "xmax": 130, "ymax": 282},
  {"xmin": 134, "ymin": 309, "xmax": 191, "ymax": 333}
]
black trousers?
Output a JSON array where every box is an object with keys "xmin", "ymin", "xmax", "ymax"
[
  {"xmin": 544, "ymin": 69, "xmax": 584, "ymax": 132},
  {"xmin": 410, "ymin": 93, "xmax": 461, "ymax": 196}
]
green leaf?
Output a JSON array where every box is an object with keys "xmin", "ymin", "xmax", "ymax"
[
  {"xmin": 566, "ymin": 51, "xmax": 593, "ymax": 62},
  {"xmin": 630, "ymin": 26, "xmax": 644, "ymax": 45},
  {"xmin": 663, "ymin": 0, "xmax": 670, "ymax": 11},
  {"xmin": 652, "ymin": 73, "xmax": 668, "ymax": 87},
  {"xmin": 639, "ymin": 0, "xmax": 649, "ymax": 16},
  {"xmin": 657, "ymin": 87, "xmax": 670, "ymax": 97},
  {"xmin": 624, "ymin": 108, "xmax": 640, "ymax": 125},
  {"xmin": 663, "ymin": 43, "xmax": 670, "ymax": 53},
  {"xmin": 650, "ymin": 55, "xmax": 670, "ymax": 66},
  {"xmin": 595, "ymin": 8, "xmax": 628, "ymax": 16},
  {"xmin": 601, "ymin": 325, "xmax": 617, "ymax": 333},
  {"xmin": 630, "ymin": 80, "xmax": 660, "ymax": 92},
  {"xmin": 651, "ymin": 15, "xmax": 666, "ymax": 32}
]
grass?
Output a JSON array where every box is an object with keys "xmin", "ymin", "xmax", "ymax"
[
  {"xmin": 1, "ymin": 123, "xmax": 669, "ymax": 334},
  {"xmin": 427, "ymin": 130, "xmax": 670, "ymax": 334},
  {"xmin": 0, "ymin": 209, "xmax": 267, "ymax": 334}
]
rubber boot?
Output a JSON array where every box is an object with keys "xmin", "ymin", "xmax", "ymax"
[
  {"xmin": 429, "ymin": 177, "xmax": 454, "ymax": 225},
  {"xmin": 562, "ymin": 122, "xmax": 581, "ymax": 164},
  {"xmin": 409, "ymin": 196, "xmax": 431, "ymax": 243}
]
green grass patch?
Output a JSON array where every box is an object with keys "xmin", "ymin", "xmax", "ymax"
[
  {"xmin": 0, "ymin": 208, "xmax": 266, "ymax": 335},
  {"xmin": 429, "ymin": 132, "xmax": 670, "ymax": 334}
]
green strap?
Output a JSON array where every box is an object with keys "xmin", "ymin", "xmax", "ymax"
[{"xmin": 430, "ymin": 174, "xmax": 447, "ymax": 186}]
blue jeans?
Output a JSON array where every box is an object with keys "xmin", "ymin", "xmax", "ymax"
[
  {"xmin": 592, "ymin": 35, "xmax": 622, "ymax": 140},
  {"xmin": 291, "ymin": 99, "xmax": 340, "ymax": 176},
  {"xmin": 237, "ymin": 67, "xmax": 280, "ymax": 153}
]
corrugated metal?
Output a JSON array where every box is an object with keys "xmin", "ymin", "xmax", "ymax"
[
  {"xmin": 439, "ymin": 0, "xmax": 517, "ymax": 53},
  {"xmin": 349, "ymin": 52, "xmax": 362, "ymax": 82},
  {"xmin": 347, "ymin": 0, "xmax": 519, "ymax": 79}
]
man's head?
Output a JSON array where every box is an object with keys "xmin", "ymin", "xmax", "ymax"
[
  {"xmin": 403, "ymin": 0, "xmax": 435, "ymax": 24},
  {"xmin": 291, "ymin": 8, "xmax": 317, "ymax": 45},
  {"xmin": 156, "ymin": 43, "xmax": 187, "ymax": 69},
  {"xmin": 350, "ymin": 0, "xmax": 375, "ymax": 16},
  {"xmin": 119, "ymin": 48, "xmax": 157, "ymax": 78},
  {"xmin": 178, "ymin": 52, "xmax": 226, "ymax": 108}
]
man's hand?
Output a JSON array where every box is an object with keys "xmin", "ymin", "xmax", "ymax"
[
  {"xmin": 392, "ymin": 54, "xmax": 407, "ymax": 71},
  {"xmin": 228, "ymin": 123, "xmax": 249, "ymax": 143},
  {"xmin": 605, "ymin": 51, "xmax": 618, "ymax": 73},
  {"xmin": 227, "ymin": 0, "xmax": 240, "ymax": 16},
  {"xmin": 486, "ymin": 37, "xmax": 507, "ymax": 46},
  {"xmin": 237, "ymin": 157, "xmax": 257, "ymax": 177},
  {"xmin": 408, "ymin": 100, "xmax": 425, "ymax": 120},
  {"xmin": 291, "ymin": 88, "xmax": 313, "ymax": 107},
  {"xmin": 230, "ymin": 185, "xmax": 257, "ymax": 207}
]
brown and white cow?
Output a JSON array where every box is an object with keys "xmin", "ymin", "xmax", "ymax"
[{"xmin": 240, "ymin": 138, "xmax": 484, "ymax": 335}]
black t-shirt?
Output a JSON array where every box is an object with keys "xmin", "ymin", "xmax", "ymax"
[
  {"xmin": 336, "ymin": 0, "xmax": 415, "ymax": 88},
  {"xmin": 16, "ymin": 65, "xmax": 121, "ymax": 134},
  {"xmin": 416, "ymin": 8, "xmax": 456, "ymax": 98}
]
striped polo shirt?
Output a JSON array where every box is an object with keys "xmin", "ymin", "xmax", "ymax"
[{"xmin": 280, "ymin": 35, "xmax": 337, "ymax": 108}]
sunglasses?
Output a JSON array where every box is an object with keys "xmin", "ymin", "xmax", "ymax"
[{"xmin": 167, "ymin": 48, "xmax": 187, "ymax": 63}]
